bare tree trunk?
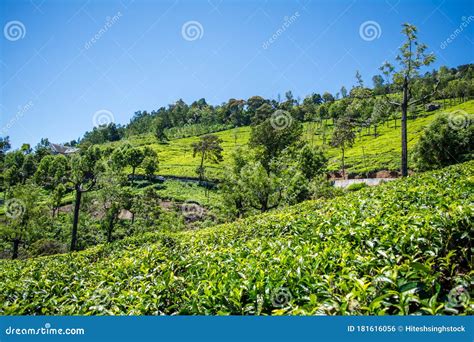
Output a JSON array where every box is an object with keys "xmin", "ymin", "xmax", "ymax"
[
  {"xmin": 70, "ymin": 185, "xmax": 82, "ymax": 251},
  {"xmin": 12, "ymin": 238, "xmax": 20, "ymax": 260},
  {"xmin": 401, "ymin": 79, "xmax": 409, "ymax": 177},
  {"xmin": 341, "ymin": 147, "xmax": 345, "ymax": 180}
]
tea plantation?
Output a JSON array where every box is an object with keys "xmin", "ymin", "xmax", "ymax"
[{"xmin": 1, "ymin": 161, "xmax": 472, "ymax": 315}]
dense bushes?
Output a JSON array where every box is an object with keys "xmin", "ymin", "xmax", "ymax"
[
  {"xmin": 0, "ymin": 161, "xmax": 472, "ymax": 315},
  {"xmin": 412, "ymin": 112, "xmax": 473, "ymax": 171}
]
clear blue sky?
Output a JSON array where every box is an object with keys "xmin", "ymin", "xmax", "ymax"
[{"xmin": 1, "ymin": 0, "xmax": 473, "ymax": 148}]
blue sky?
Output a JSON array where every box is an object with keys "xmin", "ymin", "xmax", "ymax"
[{"xmin": 1, "ymin": 0, "xmax": 473, "ymax": 148}]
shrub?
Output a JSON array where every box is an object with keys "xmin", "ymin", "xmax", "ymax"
[
  {"xmin": 346, "ymin": 182, "xmax": 368, "ymax": 191},
  {"xmin": 412, "ymin": 112, "xmax": 473, "ymax": 171},
  {"xmin": 29, "ymin": 239, "xmax": 66, "ymax": 257}
]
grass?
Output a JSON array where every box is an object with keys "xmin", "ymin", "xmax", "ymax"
[
  {"xmin": 0, "ymin": 160, "xmax": 472, "ymax": 315},
  {"xmin": 105, "ymin": 100, "xmax": 474, "ymax": 179}
]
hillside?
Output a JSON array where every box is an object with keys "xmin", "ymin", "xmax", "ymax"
[
  {"xmin": 1, "ymin": 160, "xmax": 472, "ymax": 315},
  {"xmin": 107, "ymin": 100, "xmax": 474, "ymax": 179}
]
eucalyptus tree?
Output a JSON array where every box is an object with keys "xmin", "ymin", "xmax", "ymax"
[{"xmin": 380, "ymin": 23, "xmax": 437, "ymax": 176}]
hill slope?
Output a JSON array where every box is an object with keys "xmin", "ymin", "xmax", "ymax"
[
  {"xmin": 108, "ymin": 100, "xmax": 474, "ymax": 179},
  {"xmin": 1, "ymin": 161, "xmax": 472, "ymax": 315}
]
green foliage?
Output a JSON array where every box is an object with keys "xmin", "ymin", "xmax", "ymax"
[
  {"xmin": 346, "ymin": 182, "xmax": 368, "ymax": 192},
  {"xmin": 412, "ymin": 112, "xmax": 473, "ymax": 171},
  {"xmin": 192, "ymin": 135, "xmax": 224, "ymax": 181},
  {"xmin": 0, "ymin": 161, "xmax": 472, "ymax": 315},
  {"xmin": 249, "ymin": 115, "xmax": 303, "ymax": 169}
]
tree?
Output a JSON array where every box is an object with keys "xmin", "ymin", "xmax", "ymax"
[
  {"xmin": 97, "ymin": 168, "xmax": 129, "ymax": 242},
  {"xmin": 68, "ymin": 146, "xmax": 102, "ymax": 251},
  {"xmin": 355, "ymin": 70, "xmax": 364, "ymax": 88},
  {"xmin": 297, "ymin": 144, "xmax": 327, "ymax": 180},
  {"xmin": 371, "ymin": 98, "xmax": 391, "ymax": 137},
  {"xmin": 192, "ymin": 135, "xmax": 223, "ymax": 182},
  {"xmin": 34, "ymin": 154, "xmax": 68, "ymax": 189},
  {"xmin": 249, "ymin": 115, "xmax": 302, "ymax": 170},
  {"xmin": 238, "ymin": 161, "xmax": 282, "ymax": 213},
  {"xmin": 1, "ymin": 183, "xmax": 46, "ymax": 259},
  {"xmin": 331, "ymin": 118, "xmax": 356, "ymax": 179},
  {"xmin": 142, "ymin": 148, "xmax": 159, "ymax": 180},
  {"xmin": 340, "ymin": 86, "xmax": 348, "ymax": 98},
  {"xmin": 51, "ymin": 183, "xmax": 66, "ymax": 217},
  {"xmin": 154, "ymin": 116, "xmax": 168, "ymax": 143},
  {"xmin": 412, "ymin": 113, "xmax": 473, "ymax": 171},
  {"xmin": 253, "ymin": 103, "xmax": 274, "ymax": 125},
  {"xmin": 372, "ymin": 75, "xmax": 386, "ymax": 95},
  {"xmin": 322, "ymin": 92, "xmax": 335, "ymax": 103},
  {"xmin": 0, "ymin": 136, "xmax": 11, "ymax": 158},
  {"xmin": 381, "ymin": 23, "xmax": 437, "ymax": 176}
]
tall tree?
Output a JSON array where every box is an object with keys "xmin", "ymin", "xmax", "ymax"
[
  {"xmin": 192, "ymin": 134, "xmax": 224, "ymax": 182},
  {"xmin": 381, "ymin": 23, "xmax": 437, "ymax": 176},
  {"xmin": 68, "ymin": 147, "xmax": 102, "ymax": 251},
  {"xmin": 331, "ymin": 118, "xmax": 356, "ymax": 179}
]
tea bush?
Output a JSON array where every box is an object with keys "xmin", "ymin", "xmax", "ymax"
[{"xmin": 0, "ymin": 161, "xmax": 472, "ymax": 315}]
